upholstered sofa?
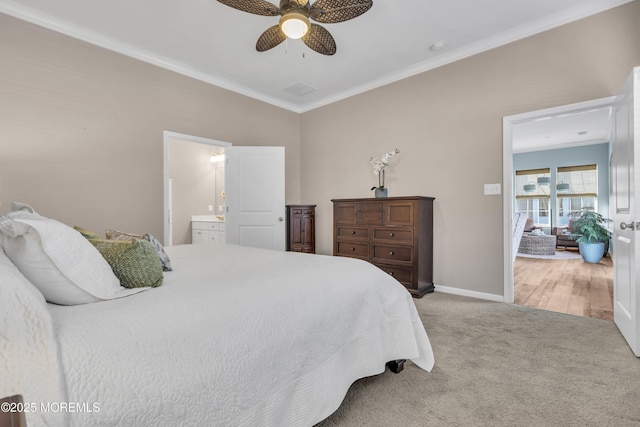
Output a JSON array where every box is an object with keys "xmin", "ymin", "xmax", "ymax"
[{"xmin": 552, "ymin": 220, "xmax": 579, "ymax": 249}]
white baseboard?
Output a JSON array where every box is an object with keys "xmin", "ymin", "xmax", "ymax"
[{"xmin": 434, "ymin": 285, "xmax": 504, "ymax": 302}]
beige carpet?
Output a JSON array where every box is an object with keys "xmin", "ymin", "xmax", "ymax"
[{"xmin": 318, "ymin": 292, "xmax": 640, "ymax": 427}]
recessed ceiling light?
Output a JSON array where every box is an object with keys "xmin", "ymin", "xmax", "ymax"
[
  {"xmin": 430, "ymin": 41, "xmax": 445, "ymax": 51},
  {"xmin": 577, "ymin": 131, "xmax": 588, "ymax": 135}
]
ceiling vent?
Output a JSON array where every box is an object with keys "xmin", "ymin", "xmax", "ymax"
[{"xmin": 283, "ymin": 81, "xmax": 317, "ymax": 97}]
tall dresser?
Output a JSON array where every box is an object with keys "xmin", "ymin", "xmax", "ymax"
[
  {"xmin": 332, "ymin": 196, "xmax": 435, "ymax": 297},
  {"xmin": 286, "ymin": 204, "xmax": 316, "ymax": 253}
]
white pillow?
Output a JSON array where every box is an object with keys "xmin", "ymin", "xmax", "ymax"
[
  {"xmin": 0, "ymin": 209, "xmax": 149, "ymax": 305},
  {"xmin": 0, "ymin": 247, "xmax": 66, "ymax": 426}
]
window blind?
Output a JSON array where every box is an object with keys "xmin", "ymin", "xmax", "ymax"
[
  {"xmin": 556, "ymin": 164, "xmax": 597, "ymax": 198},
  {"xmin": 515, "ymin": 168, "xmax": 551, "ymax": 199}
]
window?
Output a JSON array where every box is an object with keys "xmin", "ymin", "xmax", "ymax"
[
  {"xmin": 516, "ymin": 198, "xmax": 550, "ymax": 226},
  {"xmin": 515, "ymin": 168, "xmax": 551, "ymax": 226},
  {"xmin": 556, "ymin": 164, "xmax": 597, "ymax": 226}
]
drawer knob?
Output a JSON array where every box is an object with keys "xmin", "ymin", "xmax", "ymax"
[
  {"xmin": 351, "ymin": 231, "xmax": 356, "ymax": 234},
  {"xmin": 351, "ymin": 247, "xmax": 356, "ymax": 251},
  {"xmin": 389, "ymin": 251, "xmax": 395, "ymax": 255},
  {"xmin": 389, "ymin": 233, "xmax": 395, "ymax": 237}
]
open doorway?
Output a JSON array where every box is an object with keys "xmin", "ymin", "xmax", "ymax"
[
  {"xmin": 162, "ymin": 132, "xmax": 287, "ymax": 251},
  {"xmin": 163, "ymin": 131, "xmax": 231, "ymax": 246},
  {"xmin": 503, "ymin": 97, "xmax": 615, "ymax": 320}
]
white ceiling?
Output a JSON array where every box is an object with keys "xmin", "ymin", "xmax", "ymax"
[
  {"xmin": 512, "ymin": 106, "xmax": 613, "ymax": 153},
  {"xmin": 0, "ymin": 0, "xmax": 632, "ymax": 113}
]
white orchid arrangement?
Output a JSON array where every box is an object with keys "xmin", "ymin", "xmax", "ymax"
[{"xmin": 370, "ymin": 148, "xmax": 400, "ymax": 191}]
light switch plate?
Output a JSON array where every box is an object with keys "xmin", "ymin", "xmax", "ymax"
[{"xmin": 484, "ymin": 183, "xmax": 501, "ymax": 195}]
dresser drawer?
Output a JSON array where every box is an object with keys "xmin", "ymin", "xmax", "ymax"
[
  {"xmin": 336, "ymin": 226, "xmax": 369, "ymax": 240},
  {"xmin": 374, "ymin": 263, "xmax": 414, "ymax": 285},
  {"xmin": 336, "ymin": 241, "xmax": 369, "ymax": 258},
  {"xmin": 372, "ymin": 244, "xmax": 413, "ymax": 264},
  {"xmin": 290, "ymin": 208, "xmax": 313, "ymax": 215},
  {"xmin": 372, "ymin": 227, "xmax": 413, "ymax": 244}
]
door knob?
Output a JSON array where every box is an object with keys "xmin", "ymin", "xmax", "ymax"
[
  {"xmin": 620, "ymin": 222, "xmax": 636, "ymax": 230},
  {"xmin": 278, "ymin": 217, "xmax": 284, "ymax": 222}
]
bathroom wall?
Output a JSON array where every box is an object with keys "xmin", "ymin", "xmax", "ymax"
[{"xmin": 169, "ymin": 138, "xmax": 223, "ymax": 245}]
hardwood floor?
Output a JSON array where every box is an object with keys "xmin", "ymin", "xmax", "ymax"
[{"xmin": 514, "ymin": 252, "xmax": 613, "ymax": 321}]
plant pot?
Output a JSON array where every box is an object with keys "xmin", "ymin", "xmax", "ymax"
[
  {"xmin": 374, "ymin": 187, "xmax": 388, "ymax": 198},
  {"xmin": 579, "ymin": 242, "xmax": 605, "ymax": 263}
]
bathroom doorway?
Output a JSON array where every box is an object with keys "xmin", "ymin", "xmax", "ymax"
[{"xmin": 163, "ymin": 131, "xmax": 230, "ymax": 246}]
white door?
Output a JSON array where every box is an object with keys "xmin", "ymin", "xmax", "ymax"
[
  {"xmin": 611, "ymin": 67, "xmax": 640, "ymax": 357},
  {"xmin": 225, "ymin": 146, "xmax": 286, "ymax": 251}
]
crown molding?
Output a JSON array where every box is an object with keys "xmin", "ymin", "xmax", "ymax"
[
  {"xmin": 297, "ymin": 0, "xmax": 635, "ymax": 112},
  {"xmin": 1, "ymin": 0, "xmax": 633, "ymax": 114},
  {"xmin": 0, "ymin": 0, "xmax": 302, "ymax": 112}
]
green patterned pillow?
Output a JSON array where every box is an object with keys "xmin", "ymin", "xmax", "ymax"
[
  {"xmin": 74, "ymin": 225, "xmax": 102, "ymax": 240},
  {"xmin": 88, "ymin": 238, "xmax": 163, "ymax": 288},
  {"xmin": 105, "ymin": 228, "xmax": 144, "ymax": 241}
]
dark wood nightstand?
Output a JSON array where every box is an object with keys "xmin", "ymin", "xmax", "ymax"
[
  {"xmin": 286, "ymin": 205, "xmax": 316, "ymax": 253},
  {"xmin": 0, "ymin": 395, "xmax": 27, "ymax": 427}
]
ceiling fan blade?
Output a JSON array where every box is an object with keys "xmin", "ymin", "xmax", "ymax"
[
  {"xmin": 302, "ymin": 24, "xmax": 336, "ymax": 55},
  {"xmin": 217, "ymin": 0, "xmax": 280, "ymax": 16},
  {"xmin": 256, "ymin": 25, "xmax": 287, "ymax": 52},
  {"xmin": 309, "ymin": 0, "xmax": 372, "ymax": 23}
]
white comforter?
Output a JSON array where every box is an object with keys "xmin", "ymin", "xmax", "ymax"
[{"xmin": 47, "ymin": 244, "xmax": 434, "ymax": 426}]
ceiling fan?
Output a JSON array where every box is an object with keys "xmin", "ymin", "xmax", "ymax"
[{"xmin": 217, "ymin": 0, "xmax": 373, "ymax": 56}]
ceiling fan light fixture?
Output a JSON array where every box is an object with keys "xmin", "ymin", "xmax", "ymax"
[{"xmin": 280, "ymin": 12, "xmax": 310, "ymax": 39}]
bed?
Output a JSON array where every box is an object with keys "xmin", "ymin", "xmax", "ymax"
[{"xmin": 0, "ymin": 206, "xmax": 434, "ymax": 426}]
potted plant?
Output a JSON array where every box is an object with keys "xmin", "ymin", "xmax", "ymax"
[
  {"xmin": 370, "ymin": 148, "xmax": 400, "ymax": 198},
  {"xmin": 570, "ymin": 209, "xmax": 611, "ymax": 263}
]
